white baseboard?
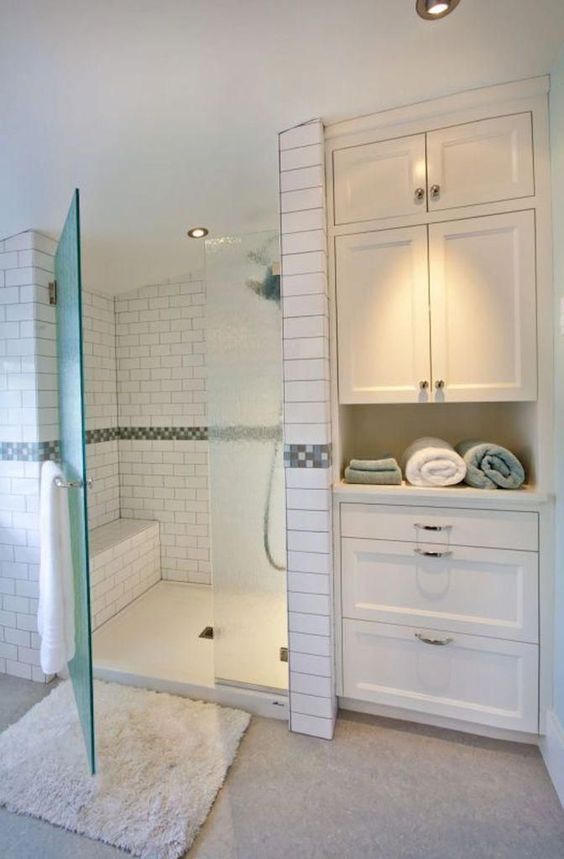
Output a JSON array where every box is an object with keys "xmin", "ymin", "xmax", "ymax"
[
  {"xmin": 540, "ymin": 709, "xmax": 564, "ymax": 806},
  {"xmin": 339, "ymin": 697, "xmax": 539, "ymax": 744}
]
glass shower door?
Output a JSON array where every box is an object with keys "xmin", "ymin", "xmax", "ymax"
[
  {"xmin": 206, "ymin": 233, "xmax": 287, "ymax": 692},
  {"xmin": 55, "ymin": 190, "xmax": 96, "ymax": 774}
]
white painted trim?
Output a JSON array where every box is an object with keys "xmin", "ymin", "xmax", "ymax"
[
  {"xmin": 333, "ymin": 481, "xmax": 550, "ymax": 508},
  {"xmin": 325, "ymin": 77, "xmax": 549, "ymax": 139},
  {"xmin": 339, "ymin": 697, "xmax": 540, "ymax": 745},
  {"xmin": 540, "ymin": 709, "xmax": 564, "ymax": 806}
]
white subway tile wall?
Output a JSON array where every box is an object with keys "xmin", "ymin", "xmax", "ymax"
[
  {"xmin": 0, "ymin": 231, "xmax": 58, "ymax": 681},
  {"xmin": 115, "ymin": 281, "xmax": 211, "ymax": 584},
  {"xmin": 83, "ymin": 290, "xmax": 120, "ymax": 529},
  {"xmin": 89, "ymin": 519, "xmax": 160, "ymax": 630},
  {"xmin": 86, "ymin": 440, "xmax": 120, "ymax": 530},
  {"xmin": 279, "ymin": 121, "xmax": 337, "ymax": 739}
]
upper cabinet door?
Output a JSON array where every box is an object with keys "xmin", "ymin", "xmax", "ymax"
[
  {"xmin": 333, "ymin": 134, "xmax": 426, "ymax": 225},
  {"xmin": 429, "ymin": 211, "xmax": 537, "ymax": 402},
  {"xmin": 426, "ymin": 113, "xmax": 534, "ymax": 211},
  {"xmin": 336, "ymin": 226, "xmax": 431, "ymax": 404}
]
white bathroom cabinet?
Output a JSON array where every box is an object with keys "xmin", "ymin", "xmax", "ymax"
[
  {"xmin": 333, "ymin": 133, "xmax": 427, "ymax": 224},
  {"xmin": 336, "ymin": 210, "xmax": 537, "ymax": 404},
  {"xmin": 331, "ymin": 108, "xmax": 538, "ymax": 405},
  {"xmin": 332, "ymin": 111, "xmax": 534, "ymax": 226},
  {"xmin": 335, "ymin": 226, "xmax": 431, "ymax": 403},
  {"xmin": 336, "ymin": 495, "xmax": 541, "ymax": 734},
  {"xmin": 324, "ymin": 78, "xmax": 553, "ymax": 740},
  {"xmin": 425, "ymin": 113, "xmax": 535, "ymax": 212}
]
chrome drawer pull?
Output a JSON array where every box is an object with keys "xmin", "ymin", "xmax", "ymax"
[
  {"xmin": 414, "ymin": 523, "xmax": 451, "ymax": 532},
  {"xmin": 415, "ymin": 632, "xmax": 453, "ymax": 646},
  {"xmin": 414, "ymin": 548, "xmax": 452, "ymax": 559}
]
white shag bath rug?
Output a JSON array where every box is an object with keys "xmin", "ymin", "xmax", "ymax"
[{"xmin": 0, "ymin": 679, "xmax": 250, "ymax": 858}]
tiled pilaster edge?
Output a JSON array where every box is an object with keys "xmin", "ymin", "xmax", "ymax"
[{"xmin": 279, "ymin": 119, "xmax": 336, "ymax": 740}]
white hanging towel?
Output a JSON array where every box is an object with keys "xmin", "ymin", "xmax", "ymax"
[
  {"xmin": 402, "ymin": 437, "xmax": 467, "ymax": 487},
  {"xmin": 38, "ymin": 460, "xmax": 75, "ymax": 675}
]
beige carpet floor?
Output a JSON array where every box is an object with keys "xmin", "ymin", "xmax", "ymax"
[{"xmin": 0, "ymin": 675, "xmax": 563, "ymax": 858}]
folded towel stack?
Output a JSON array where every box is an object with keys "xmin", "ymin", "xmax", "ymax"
[
  {"xmin": 402, "ymin": 437, "xmax": 466, "ymax": 487},
  {"xmin": 344, "ymin": 457, "xmax": 402, "ymax": 485},
  {"xmin": 455, "ymin": 440, "xmax": 525, "ymax": 489}
]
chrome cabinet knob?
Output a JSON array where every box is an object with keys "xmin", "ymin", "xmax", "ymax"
[
  {"xmin": 419, "ymin": 380, "xmax": 429, "ymax": 390},
  {"xmin": 434, "ymin": 379, "xmax": 445, "ymax": 389},
  {"xmin": 414, "ymin": 187, "xmax": 425, "ymax": 202},
  {"xmin": 430, "ymin": 184, "xmax": 441, "ymax": 200}
]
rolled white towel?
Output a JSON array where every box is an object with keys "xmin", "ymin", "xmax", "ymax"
[{"xmin": 402, "ymin": 437, "xmax": 466, "ymax": 487}]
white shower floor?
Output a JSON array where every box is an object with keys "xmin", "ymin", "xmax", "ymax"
[
  {"xmin": 92, "ymin": 580, "xmax": 288, "ymax": 694},
  {"xmin": 93, "ymin": 581, "xmax": 215, "ymax": 687}
]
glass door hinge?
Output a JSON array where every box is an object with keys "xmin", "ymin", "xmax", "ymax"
[{"xmin": 49, "ymin": 281, "xmax": 57, "ymax": 305}]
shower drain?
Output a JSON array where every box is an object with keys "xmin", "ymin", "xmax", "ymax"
[{"xmin": 198, "ymin": 626, "xmax": 214, "ymax": 640}]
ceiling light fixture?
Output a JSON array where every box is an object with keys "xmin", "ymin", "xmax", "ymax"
[
  {"xmin": 416, "ymin": 0, "xmax": 461, "ymax": 20},
  {"xmin": 187, "ymin": 227, "xmax": 209, "ymax": 239}
]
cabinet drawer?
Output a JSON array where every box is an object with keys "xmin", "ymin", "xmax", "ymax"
[
  {"xmin": 341, "ymin": 538, "xmax": 538, "ymax": 642},
  {"xmin": 342, "ymin": 619, "xmax": 538, "ymax": 732},
  {"xmin": 340, "ymin": 503, "xmax": 538, "ymax": 552}
]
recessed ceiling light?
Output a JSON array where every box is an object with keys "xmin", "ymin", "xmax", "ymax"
[
  {"xmin": 187, "ymin": 227, "xmax": 209, "ymax": 239},
  {"xmin": 416, "ymin": 0, "xmax": 461, "ymax": 20}
]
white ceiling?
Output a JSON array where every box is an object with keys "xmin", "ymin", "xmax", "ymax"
[{"xmin": 2, "ymin": 0, "xmax": 564, "ymax": 294}]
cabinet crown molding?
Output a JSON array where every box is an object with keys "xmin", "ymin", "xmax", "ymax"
[{"xmin": 324, "ymin": 75, "xmax": 549, "ymax": 141}]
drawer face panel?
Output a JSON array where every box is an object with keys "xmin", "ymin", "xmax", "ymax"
[
  {"xmin": 340, "ymin": 503, "xmax": 538, "ymax": 552},
  {"xmin": 342, "ymin": 619, "xmax": 538, "ymax": 732},
  {"xmin": 341, "ymin": 538, "xmax": 538, "ymax": 642}
]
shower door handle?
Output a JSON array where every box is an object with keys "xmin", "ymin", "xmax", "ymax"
[{"xmin": 54, "ymin": 477, "xmax": 93, "ymax": 489}]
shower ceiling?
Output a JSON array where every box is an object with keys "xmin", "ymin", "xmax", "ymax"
[{"xmin": 1, "ymin": 0, "xmax": 564, "ymax": 294}]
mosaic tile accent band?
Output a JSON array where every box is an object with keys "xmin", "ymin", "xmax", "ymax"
[
  {"xmin": 86, "ymin": 425, "xmax": 283, "ymax": 444},
  {"xmin": 0, "ymin": 440, "xmax": 60, "ymax": 462},
  {"xmin": 208, "ymin": 424, "xmax": 282, "ymax": 442},
  {"xmin": 284, "ymin": 443, "xmax": 331, "ymax": 469},
  {"xmin": 85, "ymin": 426, "xmax": 209, "ymax": 444},
  {"xmin": 118, "ymin": 426, "xmax": 208, "ymax": 442},
  {"xmin": 85, "ymin": 427, "xmax": 120, "ymax": 444},
  {"xmin": 1, "ymin": 426, "xmax": 285, "ymax": 458}
]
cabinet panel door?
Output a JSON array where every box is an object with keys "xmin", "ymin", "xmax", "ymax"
[
  {"xmin": 428, "ymin": 211, "xmax": 537, "ymax": 402},
  {"xmin": 427, "ymin": 113, "xmax": 534, "ymax": 211},
  {"xmin": 333, "ymin": 134, "xmax": 426, "ymax": 225},
  {"xmin": 336, "ymin": 227, "xmax": 431, "ymax": 404},
  {"xmin": 342, "ymin": 619, "xmax": 539, "ymax": 732},
  {"xmin": 341, "ymin": 538, "xmax": 539, "ymax": 643}
]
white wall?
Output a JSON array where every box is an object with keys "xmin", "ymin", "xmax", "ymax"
[
  {"xmin": 550, "ymin": 50, "xmax": 564, "ymax": 729},
  {"xmin": 550, "ymin": 52, "xmax": 564, "ymax": 728}
]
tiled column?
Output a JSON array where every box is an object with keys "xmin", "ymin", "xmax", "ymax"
[
  {"xmin": 279, "ymin": 120, "xmax": 336, "ymax": 739},
  {"xmin": 0, "ymin": 230, "xmax": 58, "ymax": 681}
]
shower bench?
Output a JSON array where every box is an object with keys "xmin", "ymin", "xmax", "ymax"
[{"xmin": 88, "ymin": 519, "xmax": 161, "ymax": 631}]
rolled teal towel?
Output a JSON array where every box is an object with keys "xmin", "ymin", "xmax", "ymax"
[
  {"xmin": 455, "ymin": 440, "xmax": 525, "ymax": 489},
  {"xmin": 349, "ymin": 457, "xmax": 399, "ymax": 473},
  {"xmin": 345, "ymin": 466, "xmax": 402, "ymax": 485}
]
